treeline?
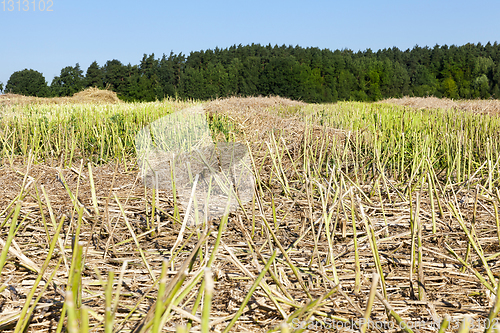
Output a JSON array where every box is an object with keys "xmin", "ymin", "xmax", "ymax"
[{"xmin": 4, "ymin": 42, "xmax": 500, "ymax": 102}]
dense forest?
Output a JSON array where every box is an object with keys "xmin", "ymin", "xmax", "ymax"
[{"xmin": 3, "ymin": 42, "xmax": 500, "ymax": 102}]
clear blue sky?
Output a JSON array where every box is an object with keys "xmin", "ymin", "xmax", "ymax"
[{"xmin": 1, "ymin": 0, "xmax": 499, "ymax": 87}]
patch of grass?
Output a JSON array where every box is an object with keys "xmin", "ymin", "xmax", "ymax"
[{"xmin": 207, "ymin": 113, "xmax": 239, "ymax": 142}]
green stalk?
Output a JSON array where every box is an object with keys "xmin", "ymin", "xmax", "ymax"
[
  {"xmin": 41, "ymin": 185, "xmax": 70, "ymax": 270},
  {"xmin": 357, "ymin": 196, "xmax": 387, "ymax": 298},
  {"xmin": 111, "ymin": 261, "xmax": 128, "ymax": 322},
  {"xmin": 186, "ymin": 280, "xmax": 205, "ymax": 332},
  {"xmin": 234, "ymin": 215, "xmax": 295, "ymax": 301},
  {"xmin": 360, "ymin": 273, "xmax": 379, "ymax": 333},
  {"xmin": 186, "ymin": 213, "xmax": 230, "ymax": 331},
  {"xmin": 222, "ymin": 249, "xmax": 278, "ymax": 333},
  {"xmin": 87, "ymin": 162, "xmax": 100, "ymax": 216},
  {"xmin": 151, "ymin": 178, "xmax": 157, "ymax": 235},
  {"xmin": 318, "ymin": 179, "xmax": 340, "ymax": 285},
  {"xmin": 280, "ymin": 323, "xmax": 290, "ymax": 333},
  {"xmin": 201, "ymin": 268, "xmax": 214, "ymax": 333},
  {"xmin": 268, "ymin": 285, "xmax": 341, "ymax": 333},
  {"xmin": 152, "ymin": 262, "xmax": 168, "ymax": 333},
  {"xmin": 80, "ymin": 306, "xmax": 89, "ymax": 333},
  {"xmin": 114, "ymin": 193, "xmax": 155, "ymax": 281},
  {"xmin": 415, "ymin": 192, "xmax": 426, "ymax": 301},
  {"xmin": 105, "ymin": 271, "xmax": 115, "ymax": 333},
  {"xmin": 66, "ymin": 290, "xmax": 79, "ymax": 333},
  {"xmin": 69, "ymin": 240, "xmax": 84, "ymax": 320},
  {"xmin": 484, "ymin": 278, "xmax": 500, "ymax": 333},
  {"xmin": 133, "ymin": 232, "xmax": 208, "ymax": 333},
  {"xmin": 445, "ymin": 243, "xmax": 495, "ymax": 293},
  {"xmin": 34, "ymin": 184, "xmax": 51, "ymax": 246},
  {"xmin": 427, "ymin": 173, "xmax": 437, "ymax": 234},
  {"xmin": 15, "ymin": 257, "xmax": 63, "ymax": 333},
  {"xmin": 156, "ymin": 271, "xmax": 191, "ymax": 329},
  {"xmin": 494, "ymin": 198, "xmax": 500, "ymax": 249},
  {"xmin": 261, "ymin": 214, "xmax": 312, "ymax": 300},
  {"xmin": 427, "ymin": 158, "xmax": 445, "ymax": 218},
  {"xmin": 220, "ymin": 240, "xmax": 287, "ymax": 319},
  {"xmin": 375, "ymin": 290, "xmax": 414, "ymax": 333},
  {"xmin": 437, "ymin": 315, "xmax": 451, "ymax": 333},
  {"xmin": 376, "ymin": 179, "xmax": 389, "ymax": 237},
  {"xmin": 448, "ymin": 201, "xmax": 496, "ymax": 287},
  {"xmin": 176, "ymin": 325, "xmax": 188, "ymax": 333},
  {"xmin": 463, "ymin": 186, "xmax": 480, "ymax": 273},
  {"xmin": 0, "ymin": 203, "xmax": 21, "ymax": 274},
  {"xmin": 457, "ymin": 316, "xmax": 472, "ymax": 333},
  {"xmin": 349, "ymin": 189, "xmax": 361, "ymax": 294}
]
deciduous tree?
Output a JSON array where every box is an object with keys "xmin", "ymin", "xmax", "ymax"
[{"xmin": 5, "ymin": 69, "xmax": 49, "ymax": 97}]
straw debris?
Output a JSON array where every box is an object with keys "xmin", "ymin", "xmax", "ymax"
[
  {"xmin": 1, "ymin": 97, "xmax": 500, "ymax": 332},
  {"xmin": 0, "ymin": 87, "xmax": 121, "ymax": 107},
  {"xmin": 380, "ymin": 96, "xmax": 500, "ymax": 115}
]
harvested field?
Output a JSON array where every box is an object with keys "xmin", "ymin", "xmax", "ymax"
[
  {"xmin": 380, "ymin": 96, "xmax": 500, "ymax": 115},
  {"xmin": 0, "ymin": 87, "xmax": 121, "ymax": 107},
  {"xmin": 1, "ymin": 96, "xmax": 500, "ymax": 332}
]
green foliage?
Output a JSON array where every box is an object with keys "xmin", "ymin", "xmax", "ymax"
[
  {"xmin": 208, "ymin": 113, "xmax": 238, "ymax": 142},
  {"xmin": 6, "ymin": 42, "xmax": 500, "ymax": 102},
  {"xmin": 493, "ymin": 84, "xmax": 500, "ymax": 99},
  {"xmin": 51, "ymin": 63, "xmax": 84, "ymax": 97},
  {"xmin": 441, "ymin": 77, "xmax": 459, "ymax": 99},
  {"xmin": 102, "ymin": 59, "xmax": 129, "ymax": 95},
  {"xmin": 493, "ymin": 63, "xmax": 500, "ymax": 88},
  {"xmin": 474, "ymin": 74, "xmax": 490, "ymax": 98},
  {"xmin": 85, "ymin": 61, "xmax": 103, "ymax": 89},
  {"xmin": 368, "ymin": 69, "xmax": 382, "ymax": 101},
  {"xmin": 5, "ymin": 69, "xmax": 49, "ymax": 97},
  {"xmin": 180, "ymin": 67, "xmax": 207, "ymax": 100},
  {"xmin": 474, "ymin": 57, "xmax": 495, "ymax": 76}
]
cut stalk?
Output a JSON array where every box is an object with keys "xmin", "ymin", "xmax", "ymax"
[
  {"xmin": 222, "ymin": 249, "xmax": 278, "ymax": 333},
  {"xmin": 360, "ymin": 273, "xmax": 379, "ymax": 333}
]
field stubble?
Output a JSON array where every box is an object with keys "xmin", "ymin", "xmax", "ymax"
[{"xmin": 1, "ymin": 94, "xmax": 500, "ymax": 332}]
